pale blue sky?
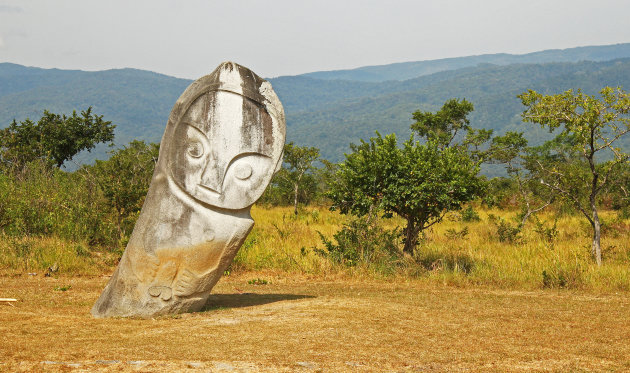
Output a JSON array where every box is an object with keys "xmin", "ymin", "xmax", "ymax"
[{"xmin": 1, "ymin": 0, "xmax": 629, "ymax": 79}]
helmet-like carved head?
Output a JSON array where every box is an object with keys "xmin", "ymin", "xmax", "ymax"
[{"xmin": 158, "ymin": 62, "xmax": 286, "ymax": 210}]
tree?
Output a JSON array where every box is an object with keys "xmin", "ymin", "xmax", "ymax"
[
  {"xmin": 489, "ymin": 131, "xmax": 555, "ymax": 226},
  {"xmin": 280, "ymin": 142, "xmax": 320, "ymax": 215},
  {"xmin": 411, "ymin": 98, "xmax": 475, "ymax": 150},
  {"xmin": 412, "ymin": 98, "xmax": 493, "ymax": 162},
  {"xmin": 0, "ymin": 107, "xmax": 115, "ymax": 169},
  {"xmin": 314, "ymin": 159, "xmax": 338, "ymax": 202},
  {"xmin": 89, "ymin": 140, "xmax": 159, "ymax": 240},
  {"xmin": 328, "ymin": 133, "xmax": 483, "ymax": 255},
  {"xmin": 519, "ymin": 87, "xmax": 630, "ymax": 266}
]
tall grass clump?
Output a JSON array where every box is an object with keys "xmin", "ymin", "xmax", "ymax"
[
  {"xmin": 231, "ymin": 206, "xmax": 630, "ymax": 291},
  {"xmin": 0, "ymin": 235, "xmax": 116, "ymax": 275},
  {"xmin": 0, "ymin": 161, "xmax": 121, "ymax": 274},
  {"xmin": 231, "ymin": 206, "xmax": 347, "ymax": 274},
  {"xmin": 0, "ymin": 161, "xmax": 117, "ymax": 244},
  {"xmin": 421, "ymin": 208, "xmax": 630, "ymax": 290}
]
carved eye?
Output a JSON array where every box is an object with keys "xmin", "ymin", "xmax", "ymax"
[
  {"xmin": 187, "ymin": 141, "xmax": 203, "ymax": 158},
  {"xmin": 234, "ymin": 163, "xmax": 253, "ymax": 180}
]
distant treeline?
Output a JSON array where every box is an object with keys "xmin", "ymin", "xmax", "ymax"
[{"xmin": 4, "ymin": 47, "xmax": 630, "ymax": 166}]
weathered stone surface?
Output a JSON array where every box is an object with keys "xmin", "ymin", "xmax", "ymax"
[{"xmin": 92, "ymin": 62, "xmax": 286, "ymax": 318}]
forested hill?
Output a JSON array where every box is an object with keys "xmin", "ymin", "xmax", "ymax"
[
  {"xmin": 0, "ymin": 63, "xmax": 191, "ymax": 144},
  {"xmin": 2, "ymin": 43, "xmax": 630, "ymax": 166},
  {"xmin": 301, "ymin": 43, "xmax": 630, "ymax": 82},
  {"xmin": 282, "ymin": 59, "xmax": 630, "ymax": 162}
]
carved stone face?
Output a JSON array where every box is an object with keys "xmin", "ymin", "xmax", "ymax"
[{"xmin": 168, "ymin": 89, "xmax": 276, "ymax": 209}]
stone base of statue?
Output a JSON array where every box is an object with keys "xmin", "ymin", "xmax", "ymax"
[{"xmin": 92, "ymin": 62, "xmax": 286, "ymax": 318}]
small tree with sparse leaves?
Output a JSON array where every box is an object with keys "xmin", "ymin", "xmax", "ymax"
[{"xmin": 519, "ymin": 87, "xmax": 630, "ymax": 266}]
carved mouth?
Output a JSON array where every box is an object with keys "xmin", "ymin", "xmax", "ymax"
[{"xmin": 197, "ymin": 183, "xmax": 222, "ymax": 196}]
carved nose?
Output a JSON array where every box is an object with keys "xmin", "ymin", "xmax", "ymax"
[{"xmin": 198, "ymin": 158, "xmax": 224, "ymax": 194}]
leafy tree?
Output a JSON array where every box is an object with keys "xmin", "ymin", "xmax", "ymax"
[
  {"xmin": 489, "ymin": 131, "xmax": 555, "ymax": 226},
  {"xmin": 313, "ymin": 159, "xmax": 338, "ymax": 203},
  {"xmin": 262, "ymin": 170, "xmax": 318, "ymax": 207},
  {"xmin": 483, "ymin": 176, "xmax": 518, "ymax": 208},
  {"xmin": 519, "ymin": 87, "xmax": 630, "ymax": 266},
  {"xmin": 279, "ymin": 142, "xmax": 320, "ymax": 215},
  {"xmin": 411, "ymin": 98, "xmax": 493, "ymax": 161},
  {"xmin": 0, "ymin": 107, "xmax": 115, "ymax": 169},
  {"xmin": 411, "ymin": 98, "xmax": 474, "ymax": 149},
  {"xmin": 606, "ymin": 162, "xmax": 630, "ymax": 214},
  {"xmin": 89, "ymin": 140, "xmax": 158, "ymax": 240},
  {"xmin": 329, "ymin": 133, "xmax": 483, "ymax": 255}
]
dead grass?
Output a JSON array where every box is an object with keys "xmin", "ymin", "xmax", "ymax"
[
  {"xmin": 0, "ymin": 235, "xmax": 118, "ymax": 276},
  {"xmin": 1, "ymin": 273, "xmax": 629, "ymax": 372},
  {"xmin": 2, "ymin": 205, "xmax": 629, "ymax": 292},
  {"xmin": 235, "ymin": 206, "xmax": 630, "ymax": 291}
]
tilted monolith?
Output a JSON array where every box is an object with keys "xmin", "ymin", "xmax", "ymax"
[{"xmin": 92, "ymin": 62, "xmax": 286, "ymax": 318}]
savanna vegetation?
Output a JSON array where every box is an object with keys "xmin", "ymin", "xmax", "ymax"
[
  {"xmin": 1, "ymin": 87, "xmax": 630, "ymax": 372},
  {"xmin": 5, "ymin": 53, "xmax": 630, "ymax": 166},
  {"xmin": 1, "ymin": 86, "xmax": 629, "ymax": 294}
]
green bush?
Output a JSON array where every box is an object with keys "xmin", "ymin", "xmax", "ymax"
[
  {"xmin": 488, "ymin": 214, "xmax": 522, "ymax": 244},
  {"xmin": 533, "ymin": 217, "xmax": 559, "ymax": 244},
  {"xmin": 0, "ymin": 160, "xmax": 119, "ymax": 248},
  {"xmin": 460, "ymin": 206, "xmax": 481, "ymax": 222},
  {"xmin": 316, "ymin": 216, "xmax": 401, "ymax": 268},
  {"xmin": 88, "ymin": 140, "xmax": 158, "ymax": 243}
]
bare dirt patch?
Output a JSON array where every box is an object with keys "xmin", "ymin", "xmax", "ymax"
[{"xmin": 1, "ymin": 273, "xmax": 629, "ymax": 372}]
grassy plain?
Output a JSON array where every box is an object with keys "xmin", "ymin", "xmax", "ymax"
[
  {"xmin": 2, "ymin": 205, "xmax": 630, "ymax": 290},
  {"xmin": 1, "ymin": 274, "xmax": 630, "ymax": 372},
  {"xmin": 1, "ymin": 205, "xmax": 630, "ymax": 371},
  {"xmin": 235, "ymin": 206, "xmax": 630, "ymax": 291}
]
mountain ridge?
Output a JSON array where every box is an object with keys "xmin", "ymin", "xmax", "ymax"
[
  {"xmin": 300, "ymin": 42, "xmax": 630, "ymax": 82},
  {"xmin": 2, "ymin": 42, "xmax": 630, "ymax": 168}
]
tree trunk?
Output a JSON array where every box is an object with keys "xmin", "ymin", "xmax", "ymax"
[
  {"xmin": 591, "ymin": 199, "xmax": 602, "ymax": 266},
  {"xmin": 403, "ymin": 219, "xmax": 421, "ymax": 256},
  {"xmin": 519, "ymin": 210, "xmax": 531, "ymax": 229},
  {"xmin": 293, "ymin": 183, "xmax": 299, "ymax": 216}
]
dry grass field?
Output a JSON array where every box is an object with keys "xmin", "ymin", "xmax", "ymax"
[
  {"xmin": 234, "ymin": 206, "xmax": 630, "ymax": 291},
  {"xmin": 2, "ymin": 206, "xmax": 630, "ymax": 371},
  {"xmin": 2, "ymin": 206, "xmax": 630, "ymax": 292},
  {"xmin": 1, "ymin": 273, "xmax": 630, "ymax": 372}
]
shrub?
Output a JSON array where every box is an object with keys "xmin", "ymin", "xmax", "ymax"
[
  {"xmin": 533, "ymin": 216, "xmax": 559, "ymax": 244},
  {"xmin": 416, "ymin": 249, "xmax": 476, "ymax": 274},
  {"xmin": 541, "ymin": 264, "xmax": 584, "ymax": 289},
  {"xmin": 316, "ymin": 215, "xmax": 400, "ymax": 267},
  {"xmin": 460, "ymin": 206, "xmax": 481, "ymax": 222},
  {"xmin": 488, "ymin": 214, "xmax": 522, "ymax": 244},
  {"xmin": 0, "ymin": 160, "xmax": 118, "ymax": 247},
  {"xmin": 445, "ymin": 226, "xmax": 469, "ymax": 240}
]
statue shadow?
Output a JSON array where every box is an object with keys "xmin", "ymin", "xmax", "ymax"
[{"xmin": 201, "ymin": 293, "xmax": 315, "ymax": 311}]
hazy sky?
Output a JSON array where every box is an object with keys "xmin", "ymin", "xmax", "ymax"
[{"xmin": 1, "ymin": 0, "xmax": 629, "ymax": 79}]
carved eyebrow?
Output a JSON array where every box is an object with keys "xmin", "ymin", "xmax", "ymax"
[
  {"xmin": 222, "ymin": 152, "xmax": 271, "ymax": 179},
  {"xmin": 183, "ymin": 122, "xmax": 209, "ymax": 140}
]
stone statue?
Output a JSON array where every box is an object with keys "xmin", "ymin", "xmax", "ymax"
[{"xmin": 92, "ymin": 62, "xmax": 286, "ymax": 318}]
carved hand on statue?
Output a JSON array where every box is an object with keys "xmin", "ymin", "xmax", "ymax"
[
  {"xmin": 154, "ymin": 260, "xmax": 177, "ymax": 284},
  {"xmin": 173, "ymin": 269, "xmax": 201, "ymax": 297}
]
